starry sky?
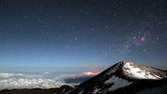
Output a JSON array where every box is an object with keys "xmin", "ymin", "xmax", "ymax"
[{"xmin": 0, "ymin": 0, "xmax": 167, "ymax": 73}]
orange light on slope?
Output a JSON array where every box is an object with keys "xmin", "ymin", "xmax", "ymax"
[{"xmin": 81, "ymin": 72, "xmax": 98, "ymax": 76}]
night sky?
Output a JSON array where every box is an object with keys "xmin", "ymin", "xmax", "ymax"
[{"xmin": 0, "ymin": 0, "xmax": 167, "ymax": 72}]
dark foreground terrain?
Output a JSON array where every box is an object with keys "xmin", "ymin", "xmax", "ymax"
[
  {"xmin": 0, "ymin": 80, "xmax": 167, "ymax": 94},
  {"xmin": 0, "ymin": 88, "xmax": 57, "ymax": 94},
  {"xmin": 0, "ymin": 85, "xmax": 73, "ymax": 94}
]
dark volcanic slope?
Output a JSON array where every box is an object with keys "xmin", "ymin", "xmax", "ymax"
[{"xmin": 66, "ymin": 61, "xmax": 167, "ymax": 94}]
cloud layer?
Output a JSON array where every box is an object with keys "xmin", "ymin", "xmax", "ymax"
[{"xmin": 0, "ymin": 72, "xmax": 89, "ymax": 90}]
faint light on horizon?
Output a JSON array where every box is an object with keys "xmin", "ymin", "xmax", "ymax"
[{"xmin": 80, "ymin": 71, "xmax": 99, "ymax": 76}]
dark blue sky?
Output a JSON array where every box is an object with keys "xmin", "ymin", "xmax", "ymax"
[{"xmin": 0, "ymin": 0, "xmax": 167, "ymax": 72}]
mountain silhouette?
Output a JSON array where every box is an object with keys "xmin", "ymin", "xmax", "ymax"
[{"xmin": 65, "ymin": 61, "xmax": 167, "ymax": 94}]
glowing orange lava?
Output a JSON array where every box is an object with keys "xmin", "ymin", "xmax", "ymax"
[{"xmin": 81, "ymin": 72, "xmax": 98, "ymax": 76}]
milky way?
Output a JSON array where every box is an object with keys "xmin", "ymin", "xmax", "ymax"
[{"xmin": 0, "ymin": 0, "xmax": 166, "ymax": 72}]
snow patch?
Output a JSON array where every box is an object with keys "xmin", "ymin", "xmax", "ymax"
[{"xmin": 123, "ymin": 62, "xmax": 161, "ymax": 80}]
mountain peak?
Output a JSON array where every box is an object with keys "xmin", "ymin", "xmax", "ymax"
[
  {"xmin": 119, "ymin": 61, "xmax": 167, "ymax": 81},
  {"xmin": 65, "ymin": 61, "xmax": 167, "ymax": 94}
]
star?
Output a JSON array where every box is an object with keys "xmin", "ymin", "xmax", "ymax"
[
  {"xmin": 64, "ymin": 44, "xmax": 71, "ymax": 49},
  {"xmin": 23, "ymin": 15, "xmax": 28, "ymax": 19},
  {"xmin": 90, "ymin": 27, "xmax": 95, "ymax": 32},
  {"xmin": 143, "ymin": 49, "xmax": 147, "ymax": 52},
  {"xmin": 140, "ymin": 36, "xmax": 145, "ymax": 42},
  {"xmin": 156, "ymin": 37, "xmax": 160, "ymax": 41},
  {"xmin": 74, "ymin": 37, "xmax": 78, "ymax": 41},
  {"xmin": 132, "ymin": 36, "xmax": 137, "ymax": 40}
]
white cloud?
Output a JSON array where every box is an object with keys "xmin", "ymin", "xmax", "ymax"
[{"xmin": 0, "ymin": 72, "xmax": 80, "ymax": 90}]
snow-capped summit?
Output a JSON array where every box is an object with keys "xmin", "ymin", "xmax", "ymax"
[
  {"xmin": 120, "ymin": 61, "xmax": 167, "ymax": 81},
  {"xmin": 65, "ymin": 61, "xmax": 167, "ymax": 94}
]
